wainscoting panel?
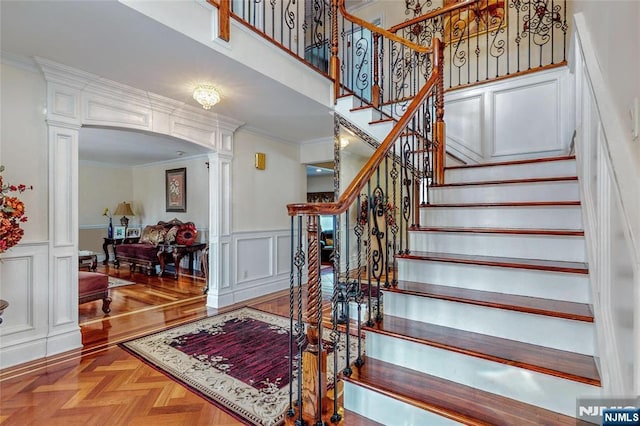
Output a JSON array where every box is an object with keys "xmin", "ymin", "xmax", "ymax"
[
  {"xmin": 276, "ymin": 234, "xmax": 291, "ymax": 276},
  {"xmin": 0, "ymin": 243, "xmax": 50, "ymax": 369},
  {"xmin": 210, "ymin": 230, "xmax": 291, "ymax": 307},
  {"xmin": 444, "ymin": 67, "xmax": 572, "ymax": 163},
  {"xmin": 51, "ymin": 255, "xmax": 75, "ymax": 327},
  {"xmin": 492, "ymin": 79, "xmax": 560, "ymax": 157},
  {"xmin": 445, "ymin": 94, "xmax": 484, "ymax": 163},
  {"xmin": 235, "ymin": 235, "xmax": 273, "ymax": 284},
  {"xmin": 573, "ymin": 15, "xmax": 640, "ymax": 395},
  {"xmin": 50, "ymin": 126, "xmax": 77, "ymax": 248}
]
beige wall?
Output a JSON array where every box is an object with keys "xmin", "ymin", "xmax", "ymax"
[
  {"xmin": 79, "ymin": 162, "xmax": 133, "ymax": 227},
  {"xmin": 132, "ymin": 156, "xmax": 210, "ymax": 230},
  {"xmin": 232, "ymin": 130, "xmax": 306, "ymax": 232},
  {"xmin": 0, "ymin": 62, "xmax": 48, "ymax": 243},
  {"xmin": 307, "ymin": 174, "xmax": 334, "ymax": 193}
]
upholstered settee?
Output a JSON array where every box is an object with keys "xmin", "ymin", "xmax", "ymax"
[
  {"xmin": 114, "ymin": 218, "xmax": 198, "ymax": 276},
  {"xmin": 79, "ymin": 271, "xmax": 111, "ymax": 313}
]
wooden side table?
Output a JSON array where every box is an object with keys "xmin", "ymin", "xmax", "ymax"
[
  {"xmin": 157, "ymin": 243, "xmax": 207, "ymax": 279},
  {"xmin": 102, "ymin": 237, "xmax": 140, "ymax": 267}
]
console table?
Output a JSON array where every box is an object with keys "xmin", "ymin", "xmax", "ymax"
[
  {"xmin": 103, "ymin": 237, "xmax": 140, "ymax": 267},
  {"xmin": 157, "ymin": 243, "xmax": 207, "ymax": 279}
]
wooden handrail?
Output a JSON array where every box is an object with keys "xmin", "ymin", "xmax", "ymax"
[
  {"xmin": 338, "ymin": 0, "xmax": 431, "ymax": 54},
  {"xmin": 388, "ymin": 0, "xmax": 478, "ymax": 33},
  {"xmin": 287, "ymin": 39, "xmax": 441, "ymax": 217}
]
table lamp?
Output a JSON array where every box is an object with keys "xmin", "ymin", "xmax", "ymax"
[{"xmin": 114, "ymin": 202, "xmax": 135, "ymax": 228}]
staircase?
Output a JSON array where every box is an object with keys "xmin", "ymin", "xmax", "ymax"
[{"xmin": 339, "ymin": 154, "xmax": 602, "ymax": 424}]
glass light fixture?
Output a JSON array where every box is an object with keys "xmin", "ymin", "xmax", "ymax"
[{"xmin": 193, "ymin": 85, "xmax": 221, "ymax": 110}]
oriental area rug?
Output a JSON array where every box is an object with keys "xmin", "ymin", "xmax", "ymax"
[{"xmin": 120, "ymin": 307, "xmax": 356, "ymax": 426}]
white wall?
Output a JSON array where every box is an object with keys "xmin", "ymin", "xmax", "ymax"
[
  {"xmin": 572, "ymin": 0, "xmax": 640, "ymax": 167},
  {"xmin": 573, "ymin": 11, "xmax": 640, "ymax": 396},
  {"xmin": 0, "ymin": 62, "xmax": 48, "ymax": 242},
  {"xmin": 232, "ymin": 129, "xmax": 306, "ymax": 232}
]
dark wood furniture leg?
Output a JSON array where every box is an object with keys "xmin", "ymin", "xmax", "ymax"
[{"xmin": 102, "ymin": 239, "xmax": 110, "ymax": 265}]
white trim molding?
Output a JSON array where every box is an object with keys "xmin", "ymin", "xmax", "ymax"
[
  {"xmin": 444, "ymin": 66, "xmax": 574, "ymax": 163},
  {"xmin": 22, "ymin": 58, "xmax": 243, "ymax": 364},
  {"xmin": 207, "ymin": 229, "xmax": 291, "ymax": 308},
  {"xmin": 573, "ymin": 13, "xmax": 640, "ymax": 396}
]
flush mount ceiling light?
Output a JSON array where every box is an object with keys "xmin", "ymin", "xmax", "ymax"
[
  {"xmin": 193, "ymin": 85, "xmax": 221, "ymax": 110},
  {"xmin": 340, "ymin": 137, "xmax": 350, "ymax": 148}
]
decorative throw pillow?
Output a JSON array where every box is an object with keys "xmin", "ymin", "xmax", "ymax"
[
  {"xmin": 140, "ymin": 225, "xmax": 167, "ymax": 245},
  {"xmin": 176, "ymin": 223, "xmax": 197, "ymax": 246},
  {"xmin": 165, "ymin": 225, "xmax": 180, "ymax": 244}
]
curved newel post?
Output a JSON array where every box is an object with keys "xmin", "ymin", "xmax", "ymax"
[{"xmin": 433, "ymin": 38, "xmax": 446, "ymax": 185}]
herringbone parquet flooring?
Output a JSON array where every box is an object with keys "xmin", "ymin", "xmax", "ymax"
[{"xmin": 0, "ymin": 265, "xmax": 348, "ymax": 425}]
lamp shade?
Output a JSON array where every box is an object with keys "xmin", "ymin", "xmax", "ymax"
[{"xmin": 114, "ymin": 202, "xmax": 135, "ymax": 217}]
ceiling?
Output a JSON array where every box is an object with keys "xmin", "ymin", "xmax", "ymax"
[{"xmin": 0, "ymin": 0, "xmax": 334, "ymax": 166}]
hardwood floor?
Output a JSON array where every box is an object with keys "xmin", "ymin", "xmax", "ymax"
[{"xmin": 0, "ymin": 264, "xmax": 307, "ymax": 425}]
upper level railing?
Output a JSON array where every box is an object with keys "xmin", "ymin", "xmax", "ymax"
[{"xmin": 390, "ymin": 0, "xmax": 568, "ymax": 90}]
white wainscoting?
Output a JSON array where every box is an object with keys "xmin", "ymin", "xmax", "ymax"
[
  {"xmin": 445, "ymin": 66, "xmax": 574, "ymax": 164},
  {"xmin": 0, "ymin": 243, "xmax": 81, "ymax": 369},
  {"xmin": 207, "ymin": 229, "xmax": 291, "ymax": 308},
  {"xmin": 573, "ymin": 14, "xmax": 640, "ymax": 396}
]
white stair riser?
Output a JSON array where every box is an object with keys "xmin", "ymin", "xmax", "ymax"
[
  {"xmin": 343, "ymin": 381, "xmax": 462, "ymax": 426},
  {"xmin": 420, "ymin": 205, "xmax": 583, "ymax": 229},
  {"xmin": 409, "ymin": 232, "xmax": 586, "ymax": 262},
  {"xmin": 446, "ymin": 160, "xmax": 577, "ymax": 183},
  {"xmin": 397, "ymin": 258, "xmax": 591, "ymax": 303},
  {"xmin": 366, "ymin": 333, "xmax": 601, "ymax": 417},
  {"xmin": 335, "ymin": 96, "xmax": 392, "ymax": 142},
  {"xmin": 428, "ymin": 181, "xmax": 579, "ymax": 203},
  {"xmin": 384, "ymin": 291, "xmax": 595, "ymax": 355}
]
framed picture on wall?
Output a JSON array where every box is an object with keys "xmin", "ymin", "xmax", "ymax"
[
  {"xmin": 166, "ymin": 167, "xmax": 187, "ymax": 212},
  {"xmin": 113, "ymin": 226, "xmax": 126, "ymax": 239}
]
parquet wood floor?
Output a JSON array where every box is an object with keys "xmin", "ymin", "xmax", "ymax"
[{"xmin": 0, "ymin": 264, "xmax": 319, "ymax": 425}]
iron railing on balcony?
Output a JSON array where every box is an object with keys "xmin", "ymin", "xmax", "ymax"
[
  {"xmin": 228, "ymin": 0, "xmax": 333, "ymax": 75},
  {"xmin": 391, "ymin": 0, "xmax": 568, "ymax": 89}
]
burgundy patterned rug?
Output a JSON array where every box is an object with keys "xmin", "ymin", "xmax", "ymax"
[{"xmin": 121, "ymin": 307, "xmax": 354, "ymax": 426}]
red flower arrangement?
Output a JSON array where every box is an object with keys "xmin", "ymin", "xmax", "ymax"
[{"xmin": 0, "ymin": 166, "xmax": 33, "ymax": 254}]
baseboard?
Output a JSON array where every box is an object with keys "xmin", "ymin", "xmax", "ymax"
[
  {"xmin": 0, "ymin": 337, "xmax": 48, "ymax": 369},
  {"xmin": 206, "ymin": 277, "xmax": 290, "ymax": 309}
]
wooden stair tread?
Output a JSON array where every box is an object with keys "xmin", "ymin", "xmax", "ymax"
[
  {"xmin": 365, "ymin": 315, "xmax": 600, "ymax": 385},
  {"xmin": 433, "ymin": 176, "xmax": 578, "ymax": 187},
  {"xmin": 411, "ymin": 226, "xmax": 584, "ymax": 236},
  {"xmin": 341, "ymin": 408, "xmax": 385, "ymax": 426},
  {"xmin": 445, "ymin": 155, "xmax": 576, "ymax": 170},
  {"xmin": 398, "ymin": 251, "xmax": 589, "ymax": 274},
  {"xmin": 344, "ymin": 356, "xmax": 595, "ymax": 425},
  {"xmin": 389, "ymin": 281, "xmax": 593, "ymax": 322}
]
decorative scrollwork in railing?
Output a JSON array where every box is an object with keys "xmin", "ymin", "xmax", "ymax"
[{"xmin": 391, "ymin": 0, "xmax": 567, "ymax": 89}]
